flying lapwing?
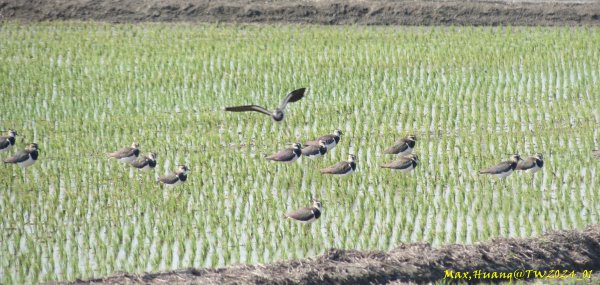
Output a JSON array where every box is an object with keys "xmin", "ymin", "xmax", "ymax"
[
  {"xmin": 593, "ymin": 150, "xmax": 600, "ymax": 158},
  {"xmin": 301, "ymin": 140, "xmax": 327, "ymax": 159},
  {"xmin": 158, "ymin": 165, "xmax": 189, "ymax": 187},
  {"xmin": 108, "ymin": 142, "xmax": 140, "ymax": 164},
  {"xmin": 383, "ymin": 135, "xmax": 417, "ymax": 156},
  {"xmin": 320, "ymin": 154, "xmax": 356, "ymax": 176},
  {"xmin": 224, "ymin": 88, "xmax": 306, "ymax": 122},
  {"xmin": 381, "ymin": 154, "xmax": 419, "ymax": 173},
  {"xmin": 479, "ymin": 154, "xmax": 522, "ymax": 179},
  {"xmin": 3, "ymin": 143, "xmax": 39, "ymax": 168},
  {"xmin": 306, "ymin": 129, "xmax": 343, "ymax": 150},
  {"xmin": 130, "ymin": 152, "xmax": 157, "ymax": 171},
  {"xmin": 266, "ymin": 143, "xmax": 302, "ymax": 163},
  {"xmin": 0, "ymin": 129, "xmax": 17, "ymax": 152},
  {"xmin": 516, "ymin": 153, "xmax": 544, "ymax": 173},
  {"xmin": 286, "ymin": 199, "xmax": 322, "ymax": 224}
]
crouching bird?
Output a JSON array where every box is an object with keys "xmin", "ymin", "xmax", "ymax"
[
  {"xmin": 381, "ymin": 154, "xmax": 419, "ymax": 173},
  {"xmin": 108, "ymin": 142, "xmax": 140, "ymax": 164},
  {"xmin": 479, "ymin": 154, "xmax": 522, "ymax": 180},
  {"xmin": 320, "ymin": 154, "xmax": 356, "ymax": 176},
  {"xmin": 286, "ymin": 199, "xmax": 322, "ymax": 224},
  {"xmin": 266, "ymin": 143, "xmax": 302, "ymax": 163},
  {"xmin": 4, "ymin": 143, "xmax": 40, "ymax": 168},
  {"xmin": 0, "ymin": 129, "xmax": 18, "ymax": 152},
  {"xmin": 158, "ymin": 165, "xmax": 190, "ymax": 187}
]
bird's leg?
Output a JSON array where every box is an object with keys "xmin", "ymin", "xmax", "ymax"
[
  {"xmin": 501, "ymin": 177, "xmax": 505, "ymax": 186},
  {"xmin": 301, "ymin": 226, "xmax": 311, "ymax": 250},
  {"xmin": 529, "ymin": 175, "xmax": 535, "ymax": 188},
  {"xmin": 303, "ymin": 225, "xmax": 310, "ymax": 235}
]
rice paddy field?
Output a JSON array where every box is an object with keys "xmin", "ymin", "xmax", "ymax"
[{"xmin": 1, "ymin": 22, "xmax": 600, "ymax": 284}]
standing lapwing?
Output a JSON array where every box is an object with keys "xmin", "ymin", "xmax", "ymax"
[
  {"xmin": 3, "ymin": 143, "xmax": 39, "ymax": 168},
  {"xmin": 266, "ymin": 143, "xmax": 302, "ymax": 163},
  {"xmin": 593, "ymin": 150, "xmax": 600, "ymax": 158},
  {"xmin": 381, "ymin": 154, "xmax": 419, "ymax": 173},
  {"xmin": 108, "ymin": 142, "xmax": 140, "ymax": 164},
  {"xmin": 320, "ymin": 154, "xmax": 356, "ymax": 176},
  {"xmin": 306, "ymin": 129, "xmax": 343, "ymax": 150},
  {"xmin": 224, "ymin": 88, "xmax": 306, "ymax": 122},
  {"xmin": 383, "ymin": 135, "xmax": 417, "ymax": 156},
  {"xmin": 301, "ymin": 140, "xmax": 327, "ymax": 159},
  {"xmin": 516, "ymin": 153, "xmax": 544, "ymax": 173},
  {"xmin": 479, "ymin": 154, "xmax": 522, "ymax": 179},
  {"xmin": 286, "ymin": 198, "xmax": 322, "ymax": 224},
  {"xmin": 158, "ymin": 165, "xmax": 190, "ymax": 187},
  {"xmin": 0, "ymin": 129, "xmax": 17, "ymax": 152},
  {"xmin": 130, "ymin": 152, "xmax": 157, "ymax": 171}
]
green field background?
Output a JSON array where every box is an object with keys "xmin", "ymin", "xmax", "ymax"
[{"xmin": 1, "ymin": 22, "xmax": 599, "ymax": 284}]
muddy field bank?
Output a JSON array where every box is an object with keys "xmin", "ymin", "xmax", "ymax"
[
  {"xmin": 54, "ymin": 225, "xmax": 600, "ymax": 285},
  {"xmin": 1, "ymin": 0, "xmax": 600, "ymax": 26}
]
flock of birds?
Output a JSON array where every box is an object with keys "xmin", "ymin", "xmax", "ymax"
[
  {"xmin": 106, "ymin": 143, "xmax": 190, "ymax": 186},
  {"xmin": 1, "ymin": 87, "xmax": 596, "ymax": 224}
]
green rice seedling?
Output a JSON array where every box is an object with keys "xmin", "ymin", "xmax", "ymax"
[{"xmin": 1, "ymin": 22, "xmax": 600, "ymax": 284}]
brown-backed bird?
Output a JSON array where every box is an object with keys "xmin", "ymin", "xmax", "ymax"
[
  {"xmin": 224, "ymin": 88, "xmax": 306, "ymax": 122},
  {"xmin": 320, "ymin": 154, "xmax": 356, "ymax": 176}
]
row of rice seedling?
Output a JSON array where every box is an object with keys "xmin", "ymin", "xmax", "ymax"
[{"xmin": 1, "ymin": 22, "xmax": 599, "ymax": 284}]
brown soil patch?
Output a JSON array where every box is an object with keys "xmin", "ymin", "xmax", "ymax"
[
  {"xmin": 1, "ymin": 0, "xmax": 600, "ymax": 26},
  {"xmin": 52, "ymin": 224, "xmax": 600, "ymax": 285}
]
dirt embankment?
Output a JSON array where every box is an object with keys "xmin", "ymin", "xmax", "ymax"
[
  {"xmin": 55, "ymin": 225, "xmax": 600, "ymax": 285},
  {"xmin": 1, "ymin": 0, "xmax": 600, "ymax": 26}
]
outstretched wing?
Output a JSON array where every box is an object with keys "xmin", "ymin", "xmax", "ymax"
[
  {"xmin": 4, "ymin": 150, "xmax": 30, "ymax": 164},
  {"xmin": 381, "ymin": 158, "xmax": 413, "ymax": 170},
  {"xmin": 279, "ymin": 88, "xmax": 306, "ymax": 110},
  {"xmin": 225, "ymin": 105, "xmax": 272, "ymax": 116},
  {"xmin": 286, "ymin": 207, "xmax": 315, "ymax": 221},
  {"xmin": 320, "ymin": 161, "xmax": 351, "ymax": 174}
]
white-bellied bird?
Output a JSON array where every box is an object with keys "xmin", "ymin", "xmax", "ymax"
[
  {"xmin": 286, "ymin": 199, "xmax": 322, "ymax": 224},
  {"xmin": 3, "ymin": 143, "xmax": 39, "ymax": 168},
  {"xmin": 320, "ymin": 154, "xmax": 356, "ymax": 176},
  {"xmin": 381, "ymin": 154, "xmax": 419, "ymax": 173},
  {"xmin": 0, "ymin": 129, "xmax": 18, "ymax": 152},
  {"xmin": 224, "ymin": 88, "xmax": 306, "ymax": 122},
  {"xmin": 383, "ymin": 135, "xmax": 417, "ymax": 156},
  {"xmin": 266, "ymin": 143, "xmax": 302, "ymax": 163},
  {"xmin": 108, "ymin": 142, "xmax": 140, "ymax": 164},
  {"xmin": 479, "ymin": 154, "xmax": 522, "ymax": 179},
  {"xmin": 158, "ymin": 165, "xmax": 190, "ymax": 187},
  {"xmin": 306, "ymin": 129, "xmax": 342, "ymax": 150}
]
